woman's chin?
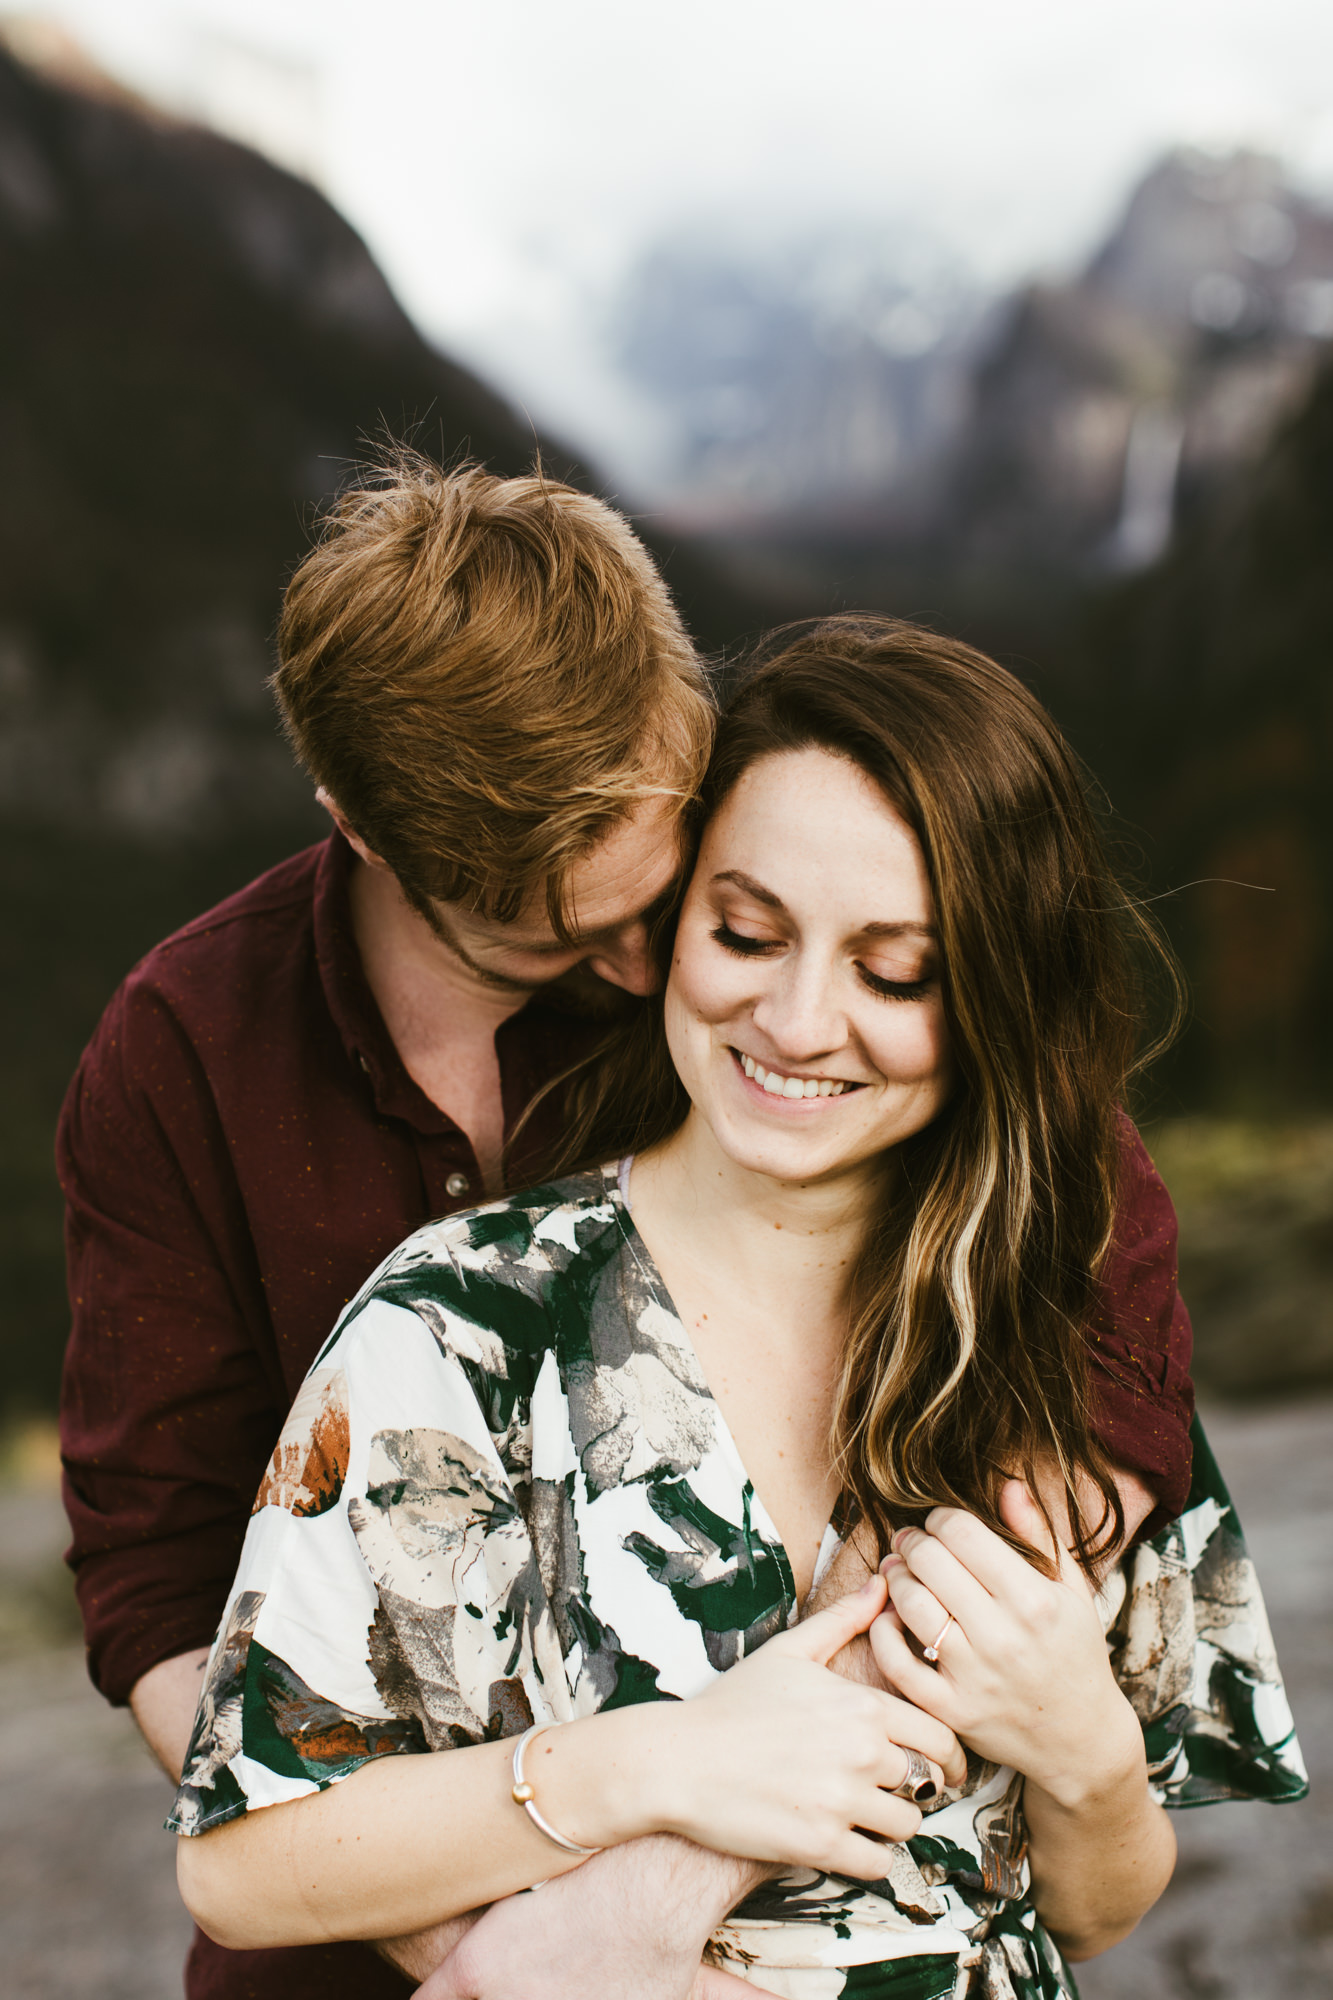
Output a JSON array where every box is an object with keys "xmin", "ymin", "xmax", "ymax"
[{"xmin": 698, "ymin": 1110, "xmax": 870, "ymax": 1189}]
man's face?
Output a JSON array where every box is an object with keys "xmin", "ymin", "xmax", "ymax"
[{"xmin": 424, "ymin": 794, "xmax": 685, "ymax": 1003}]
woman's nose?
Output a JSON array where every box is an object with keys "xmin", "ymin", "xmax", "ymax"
[{"xmin": 750, "ymin": 961, "xmax": 844, "ymax": 1060}]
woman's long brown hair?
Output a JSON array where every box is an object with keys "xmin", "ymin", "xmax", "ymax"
[{"xmin": 519, "ymin": 617, "xmax": 1182, "ymax": 1570}]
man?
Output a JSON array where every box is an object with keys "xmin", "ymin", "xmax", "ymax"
[{"xmin": 59, "ymin": 455, "xmax": 1191, "ymax": 2000}]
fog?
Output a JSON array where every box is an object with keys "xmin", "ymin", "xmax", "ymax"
[{"xmin": 18, "ymin": 0, "xmax": 1333, "ymax": 464}]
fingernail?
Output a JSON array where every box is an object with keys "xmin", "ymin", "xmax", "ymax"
[
  {"xmin": 892, "ymin": 1529, "xmax": 914, "ymax": 1554},
  {"xmin": 859, "ymin": 1573, "xmax": 882, "ymax": 1596},
  {"xmin": 880, "ymin": 1552, "xmax": 902, "ymax": 1574}
]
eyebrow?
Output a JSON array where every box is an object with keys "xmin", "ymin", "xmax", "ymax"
[{"xmin": 711, "ymin": 869, "xmax": 937, "ymax": 939}]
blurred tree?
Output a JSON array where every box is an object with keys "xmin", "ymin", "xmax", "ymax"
[{"xmin": 1075, "ymin": 351, "xmax": 1333, "ymax": 1111}]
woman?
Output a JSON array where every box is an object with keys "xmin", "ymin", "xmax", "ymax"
[{"xmin": 171, "ymin": 620, "xmax": 1305, "ymax": 1998}]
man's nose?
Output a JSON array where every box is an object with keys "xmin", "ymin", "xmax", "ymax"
[{"xmin": 589, "ymin": 921, "xmax": 659, "ymax": 997}]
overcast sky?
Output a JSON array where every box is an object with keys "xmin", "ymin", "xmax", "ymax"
[{"xmin": 16, "ymin": 0, "xmax": 1333, "ymax": 453}]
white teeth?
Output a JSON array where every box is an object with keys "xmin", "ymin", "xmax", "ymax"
[{"xmin": 738, "ymin": 1051, "xmax": 849, "ymax": 1098}]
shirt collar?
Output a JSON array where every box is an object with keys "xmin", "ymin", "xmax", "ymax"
[
  {"xmin": 312, "ymin": 831, "xmax": 459, "ymax": 1133},
  {"xmin": 310, "ymin": 830, "xmax": 609, "ymax": 1140}
]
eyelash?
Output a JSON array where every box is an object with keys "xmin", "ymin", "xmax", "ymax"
[{"xmin": 709, "ymin": 923, "xmax": 933, "ymax": 1002}]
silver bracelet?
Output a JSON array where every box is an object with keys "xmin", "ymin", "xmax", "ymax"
[{"xmin": 510, "ymin": 1722, "xmax": 603, "ymax": 1857}]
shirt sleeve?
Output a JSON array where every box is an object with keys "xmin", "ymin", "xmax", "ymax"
[
  {"xmin": 168, "ymin": 1262, "xmax": 569, "ymax": 1837},
  {"xmin": 1109, "ymin": 1413, "xmax": 1307, "ymax": 1808},
  {"xmin": 1086, "ymin": 1115, "xmax": 1196, "ymax": 1536},
  {"xmin": 57, "ymin": 977, "xmax": 291, "ymax": 1705}
]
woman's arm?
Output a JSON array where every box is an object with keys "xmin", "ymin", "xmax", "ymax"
[
  {"xmin": 178, "ymin": 1574, "xmax": 965, "ymax": 1951},
  {"xmin": 868, "ymin": 1483, "xmax": 1176, "ymax": 1958},
  {"xmin": 1021, "ymin": 1745, "xmax": 1176, "ymax": 1959}
]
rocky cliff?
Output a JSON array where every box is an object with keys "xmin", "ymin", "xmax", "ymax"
[{"xmin": 1076, "ymin": 339, "xmax": 1333, "ymax": 1112}]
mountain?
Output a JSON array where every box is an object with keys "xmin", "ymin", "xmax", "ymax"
[
  {"xmin": 944, "ymin": 149, "xmax": 1333, "ymax": 580},
  {"xmin": 1075, "ymin": 340, "xmax": 1333, "ymax": 1112},
  {"xmin": 0, "ymin": 40, "xmax": 770, "ymax": 1417},
  {"xmin": 611, "ymin": 224, "xmax": 982, "ymax": 519},
  {"xmin": 663, "ymin": 151, "xmax": 1333, "ymax": 618}
]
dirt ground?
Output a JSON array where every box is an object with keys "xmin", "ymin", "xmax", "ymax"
[{"xmin": 1, "ymin": 1401, "xmax": 1328, "ymax": 2000}]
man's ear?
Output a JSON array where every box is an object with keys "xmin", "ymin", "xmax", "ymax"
[{"xmin": 315, "ymin": 788, "xmax": 390, "ymax": 870}]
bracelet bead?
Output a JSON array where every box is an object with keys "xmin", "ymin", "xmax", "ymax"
[{"xmin": 510, "ymin": 1723, "xmax": 603, "ymax": 1858}]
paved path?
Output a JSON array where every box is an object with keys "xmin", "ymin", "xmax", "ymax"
[
  {"xmin": 1, "ymin": 1401, "xmax": 1327, "ymax": 1998},
  {"xmin": 1077, "ymin": 1402, "xmax": 1332, "ymax": 2000}
]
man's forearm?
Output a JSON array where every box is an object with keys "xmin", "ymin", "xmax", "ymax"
[
  {"xmin": 377, "ymin": 1913, "xmax": 483, "ymax": 1984},
  {"xmin": 411, "ymin": 1836, "xmax": 773, "ymax": 2000},
  {"xmin": 129, "ymin": 1647, "xmax": 212, "ymax": 1782}
]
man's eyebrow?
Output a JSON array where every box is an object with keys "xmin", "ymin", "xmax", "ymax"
[{"xmin": 712, "ymin": 870, "xmax": 936, "ymax": 938}]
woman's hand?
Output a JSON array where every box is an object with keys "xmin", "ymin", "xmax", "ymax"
[
  {"xmin": 867, "ymin": 1482, "xmax": 1144, "ymax": 1807},
  {"xmin": 866, "ymin": 1485, "xmax": 1177, "ymax": 1957},
  {"xmin": 610, "ymin": 1573, "xmax": 966, "ymax": 1881}
]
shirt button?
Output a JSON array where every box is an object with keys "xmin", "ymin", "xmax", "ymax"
[{"xmin": 445, "ymin": 1172, "xmax": 471, "ymax": 1198}]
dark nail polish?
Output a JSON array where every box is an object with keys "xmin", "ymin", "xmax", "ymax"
[{"xmin": 912, "ymin": 1779, "xmax": 939, "ymax": 1803}]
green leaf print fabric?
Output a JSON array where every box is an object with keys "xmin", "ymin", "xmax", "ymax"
[{"xmin": 169, "ymin": 1171, "xmax": 1307, "ymax": 1999}]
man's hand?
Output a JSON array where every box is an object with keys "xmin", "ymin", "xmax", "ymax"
[
  {"xmin": 802, "ymin": 1524, "xmax": 895, "ymax": 1689},
  {"xmin": 407, "ymin": 1838, "xmax": 762, "ymax": 2000}
]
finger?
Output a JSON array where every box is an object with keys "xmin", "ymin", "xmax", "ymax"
[
  {"xmin": 887, "ymin": 1527, "xmax": 994, "ymax": 1629},
  {"xmin": 875, "ymin": 1686, "xmax": 968, "ymax": 1789},
  {"xmin": 784, "ymin": 1572, "xmax": 887, "ymax": 1664},
  {"xmin": 997, "ymin": 1481, "xmax": 1093, "ymax": 1602},
  {"xmin": 879, "ymin": 1739, "xmax": 946, "ymax": 1800},
  {"xmin": 828, "ymin": 1810, "xmax": 922, "ymax": 1879},
  {"xmin": 883, "ymin": 1561, "xmax": 959, "ymax": 1659},
  {"xmin": 869, "ymin": 1608, "xmax": 961, "ymax": 1722},
  {"xmin": 917, "ymin": 1506, "xmax": 1049, "ymax": 1603}
]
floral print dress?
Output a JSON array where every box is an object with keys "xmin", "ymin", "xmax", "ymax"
[{"xmin": 169, "ymin": 1169, "xmax": 1307, "ymax": 1999}]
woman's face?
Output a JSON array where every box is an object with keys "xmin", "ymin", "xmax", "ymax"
[{"xmin": 664, "ymin": 747, "xmax": 953, "ymax": 1189}]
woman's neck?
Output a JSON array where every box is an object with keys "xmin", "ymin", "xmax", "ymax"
[
  {"xmin": 631, "ymin": 1111, "xmax": 887, "ymax": 1327},
  {"xmin": 628, "ymin": 1115, "xmax": 889, "ymax": 1602}
]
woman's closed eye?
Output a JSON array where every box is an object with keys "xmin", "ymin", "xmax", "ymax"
[
  {"xmin": 712, "ymin": 920, "xmax": 935, "ymax": 1001},
  {"xmin": 710, "ymin": 920, "xmax": 781, "ymax": 957},
  {"xmin": 859, "ymin": 965, "xmax": 934, "ymax": 1002}
]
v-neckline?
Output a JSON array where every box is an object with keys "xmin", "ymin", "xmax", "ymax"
[{"xmin": 603, "ymin": 1166, "xmax": 843, "ymax": 1614}]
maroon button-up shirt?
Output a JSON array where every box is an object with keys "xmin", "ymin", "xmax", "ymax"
[{"xmin": 57, "ymin": 832, "xmax": 1192, "ymax": 2000}]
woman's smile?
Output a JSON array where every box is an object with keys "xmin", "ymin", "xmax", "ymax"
[{"xmin": 730, "ymin": 1048, "xmax": 858, "ymax": 1099}]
